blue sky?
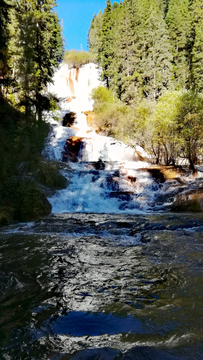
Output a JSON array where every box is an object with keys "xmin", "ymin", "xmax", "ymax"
[{"xmin": 56, "ymin": 1, "xmax": 108, "ymax": 51}]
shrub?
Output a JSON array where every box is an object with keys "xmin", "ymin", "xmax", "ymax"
[{"xmin": 63, "ymin": 50, "xmax": 96, "ymax": 68}]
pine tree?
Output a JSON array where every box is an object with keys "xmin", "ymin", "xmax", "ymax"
[
  {"xmin": 100, "ymin": 0, "xmax": 113, "ymax": 88},
  {"xmin": 111, "ymin": 0, "xmax": 141, "ymax": 103},
  {"xmin": 191, "ymin": 0, "xmax": 203, "ymax": 91},
  {"xmin": 13, "ymin": 0, "xmax": 63, "ymax": 118},
  {"xmin": 0, "ymin": 0, "xmax": 11, "ymax": 78},
  {"xmin": 165, "ymin": 0, "xmax": 192, "ymax": 90},
  {"xmin": 140, "ymin": 0, "xmax": 173, "ymax": 100},
  {"xmin": 88, "ymin": 11, "xmax": 103, "ymax": 64}
]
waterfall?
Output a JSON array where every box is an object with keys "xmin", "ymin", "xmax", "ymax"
[
  {"xmin": 47, "ymin": 62, "xmax": 101, "ymax": 113},
  {"xmin": 43, "ymin": 114, "xmax": 168, "ymax": 214},
  {"xmin": 45, "ymin": 63, "xmax": 203, "ymax": 215}
]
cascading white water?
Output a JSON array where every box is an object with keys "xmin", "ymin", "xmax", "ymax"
[
  {"xmin": 45, "ymin": 63, "xmax": 203, "ymax": 214},
  {"xmin": 47, "ymin": 63, "xmax": 101, "ymax": 113},
  {"xmin": 44, "ymin": 114, "xmax": 167, "ymax": 214}
]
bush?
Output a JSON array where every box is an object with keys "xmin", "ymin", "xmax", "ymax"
[
  {"xmin": 0, "ymin": 178, "xmax": 51, "ymax": 221},
  {"xmin": 63, "ymin": 50, "xmax": 96, "ymax": 68}
]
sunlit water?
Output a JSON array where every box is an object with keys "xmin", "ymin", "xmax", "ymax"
[
  {"xmin": 1, "ymin": 213, "xmax": 203, "ymax": 359},
  {"xmin": 1, "ymin": 101, "xmax": 203, "ymax": 358},
  {"xmin": 43, "ymin": 115, "xmax": 203, "ymax": 215}
]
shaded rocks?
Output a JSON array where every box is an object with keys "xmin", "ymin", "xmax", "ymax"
[
  {"xmin": 93, "ymin": 158, "xmax": 105, "ymax": 170},
  {"xmin": 171, "ymin": 189, "xmax": 203, "ymax": 212},
  {"xmin": 108, "ymin": 191, "xmax": 134, "ymax": 201},
  {"xmin": 62, "ymin": 111, "xmax": 76, "ymax": 127}
]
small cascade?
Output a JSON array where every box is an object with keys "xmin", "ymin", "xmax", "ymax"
[
  {"xmin": 44, "ymin": 114, "xmax": 172, "ymax": 214},
  {"xmin": 48, "ymin": 163, "xmax": 163, "ymax": 214}
]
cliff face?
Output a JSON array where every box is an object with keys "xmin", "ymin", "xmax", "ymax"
[{"xmin": 48, "ymin": 63, "xmax": 101, "ymax": 113}]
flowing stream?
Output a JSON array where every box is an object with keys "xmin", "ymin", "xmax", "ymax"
[{"xmin": 1, "ymin": 65, "xmax": 203, "ymax": 359}]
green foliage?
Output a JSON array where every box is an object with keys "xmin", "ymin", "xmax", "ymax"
[
  {"xmin": 91, "ymin": 86, "xmax": 120, "ymax": 135},
  {"xmin": 3, "ymin": 0, "xmax": 63, "ymax": 119},
  {"xmin": 91, "ymin": 86, "xmax": 154, "ymax": 144},
  {"xmin": 0, "ymin": 98, "xmax": 67, "ymax": 224},
  {"xmin": 91, "ymin": 84, "xmax": 203, "ymax": 167},
  {"xmin": 191, "ymin": 0, "xmax": 203, "ymax": 92},
  {"xmin": 165, "ymin": 0, "xmax": 192, "ymax": 90},
  {"xmin": 0, "ymin": 0, "xmax": 11, "ymax": 75},
  {"xmin": 88, "ymin": 11, "xmax": 103, "ymax": 60},
  {"xmin": 150, "ymin": 90, "xmax": 203, "ymax": 166},
  {"xmin": 63, "ymin": 50, "xmax": 95, "ymax": 68},
  {"xmin": 88, "ymin": 0, "xmax": 203, "ymax": 166},
  {"xmin": 150, "ymin": 91, "xmax": 183, "ymax": 164},
  {"xmin": 91, "ymin": 86, "xmax": 116, "ymax": 107},
  {"xmin": 100, "ymin": 0, "xmax": 114, "ymax": 87}
]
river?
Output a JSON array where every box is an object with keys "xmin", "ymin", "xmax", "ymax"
[
  {"xmin": 1, "ymin": 212, "xmax": 203, "ymax": 359},
  {"xmin": 1, "ymin": 65, "xmax": 203, "ymax": 359}
]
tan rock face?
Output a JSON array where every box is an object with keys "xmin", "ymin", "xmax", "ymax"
[
  {"xmin": 141, "ymin": 166, "xmax": 187, "ymax": 183},
  {"xmin": 84, "ymin": 111, "xmax": 99, "ymax": 132}
]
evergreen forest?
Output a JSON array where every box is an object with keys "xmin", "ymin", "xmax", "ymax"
[
  {"xmin": 88, "ymin": 0, "xmax": 203, "ymax": 168},
  {"xmin": 0, "ymin": 0, "xmax": 66, "ymax": 225}
]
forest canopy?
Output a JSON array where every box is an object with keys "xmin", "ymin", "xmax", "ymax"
[
  {"xmin": 0, "ymin": 0, "xmax": 64, "ymax": 224},
  {"xmin": 89, "ymin": 0, "xmax": 203, "ymax": 168},
  {"xmin": 0, "ymin": 0, "xmax": 63, "ymax": 120}
]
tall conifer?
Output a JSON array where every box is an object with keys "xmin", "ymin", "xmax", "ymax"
[
  {"xmin": 88, "ymin": 11, "xmax": 103, "ymax": 64},
  {"xmin": 13, "ymin": 0, "xmax": 63, "ymax": 118},
  {"xmin": 100, "ymin": 0, "xmax": 113, "ymax": 87},
  {"xmin": 112, "ymin": 0, "xmax": 141, "ymax": 103},
  {"xmin": 0, "ymin": 0, "xmax": 11, "ymax": 77},
  {"xmin": 191, "ymin": 0, "xmax": 203, "ymax": 91},
  {"xmin": 166, "ymin": 0, "xmax": 192, "ymax": 89},
  {"xmin": 140, "ymin": 0, "xmax": 173, "ymax": 100}
]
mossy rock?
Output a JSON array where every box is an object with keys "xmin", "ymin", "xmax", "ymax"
[
  {"xmin": 0, "ymin": 207, "xmax": 15, "ymax": 226},
  {"xmin": 171, "ymin": 199, "xmax": 202, "ymax": 212},
  {"xmin": 1, "ymin": 178, "xmax": 52, "ymax": 223},
  {"xmin": 36, "ymin": 160, "xmax": 68, "ymax": 189},
  {"xmin": 15, "ymin": 185, "xmax": 52, "ymax": 221},
  {"xmin": 171, "ymin": 191, "xmax": 203, "ymax": 212}
]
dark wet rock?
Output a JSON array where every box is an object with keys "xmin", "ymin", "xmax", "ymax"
[
  {"xmin": 69, "ymin": 347, "xmax": 121, "ymax": 360},
  {"xmin": 104, "ymin": 174, "xmax": 120, "ymax": 191},
  {"xmin": 67, "ymin": 136, "xmax": 84, "ymax": 156},
  {"xmin": 62, "ymin": 111, "xmax": 76, "ymax": 127},
  {"xmin": 108, "ymin": 191, "xmax": 134, "ymax": 201},
  {"xmin": 116, "ymin": 346, "xmax": 181, "ymax": 360},
  {"xmin": 140, "ymin": 234, "xmax": 151, "ymax": 243},
  {"xmin": 113, "ymin": 170, "xmax": 120, "ymax": 177},
  {"xmin": 0, "ymin": 207, "xmax": 15, "ymax": 226},
  {"xmin": 126, "ymin": 175, "xmax": 137, "ymax": 184},
  {"xmin": 93, "ymin": 158, "xmax": 105, "ymax": 170}
]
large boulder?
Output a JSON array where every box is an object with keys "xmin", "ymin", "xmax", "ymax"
[
  {"xmin": 62, "ymin": 112, "xmax": 76, "ymax": 127},
  {"xmin": 171, "ymin": 189, "xmax": 203, "ymax": 212},
  {"xmin": 68, "ymin": 136, "xmax": 84, "ymax": 156}
]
